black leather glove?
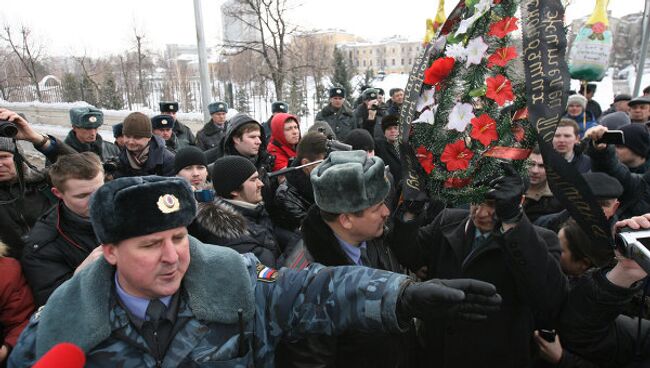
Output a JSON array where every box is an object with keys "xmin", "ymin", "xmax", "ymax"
[
  {"xmin": 485, "ymin": 162, "xmax": 525, "ymax": 223},
  {"xmin": 397, "ymin": 278, "xmax": 502, "ymax": 321}
]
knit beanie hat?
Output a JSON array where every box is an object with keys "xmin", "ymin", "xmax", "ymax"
[
  {"xmin": 343, "ymin": 129, "xmax": 375, "ymax": 152},
  {"xmin": 620, "ymin": 124, "xmax": 650, "ymax": 157},
  {"xmin": 211, "ymin": 156, "xmax": 257, "ymax": 197},
  {"xmin": 0, "ymin": 137, "xmax": 16, "ymax": 153},
  {"xmin": 600, "ymin": 111, "xmax": 631, "ymax": 130},
  {"xmin": 174, "ymin": 146, "xmax": 208, "ymax": 174},
  {"xmin": 123, "ymin": 112, "xmax": 152, "ymax": 138},
  {"xmin": 567, "ymin": 94, "xmax": 587, "ymax": 109},
  {"xmin": 112, "ymin": 123, "xmax": 124, "ymax": 138}
]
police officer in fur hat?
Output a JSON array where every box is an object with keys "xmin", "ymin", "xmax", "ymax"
[
  {"xmin": 64, "ymin": 107, "xmax": 120, "ymax": 162},
  {"xmin": 261, "ymin": 101, "xmax": 289, "ymax": 142},
  {"xmin": 159, "ymin": 101, "xmax": 196, "ymax": 148},
  {"xmin": 196, "ymin": 102, "xmax": 229, "ymax": 151},
  {"xmin": 316, "ymin": 87, "xmax": 357, "ymax": 141},
  {"xmin": 9, "ymin": 174, "xmax": 501, "ymax": 367}
]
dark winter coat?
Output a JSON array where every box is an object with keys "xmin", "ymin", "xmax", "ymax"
[
  {"xmin": 586, "ymin": 99, "xmax": 602, "ymax": 120},
  {"xmin": 588, "ymin": 144, "xmax": 650, "ymax": 219},
  {"xmin": 354, "ymin": 103, "xmax": 384, "ymax": 139},
  {"xmin": 375, "ymin": 138, "xmax": 402, "ymax": 186},
  {"xmin": 272, "ymin": 162, "xmax": 314, "ymax": 232},
  {"xmin": 569, "ymin": 150, "xmax": 592, "ymax": 173},
  {"xmin": 63, "ymin": 130, "xmax": 120, "ymax": 162},
  {"xmin": 113, "ymin": 135, "xmax": 176, "ymax": 178},
  {"xmin": 163, "ymin": 132, "xmax": 192, "ymax": 153},
  {"xmin": 0, "ymin": 255, "xmax": 34, "ymax": 351},
  {"xmin": 559, "ymin": 269, "xmax": 650, "ymax": 367},
  {"xmin": 0, "ymin": 137, "xmax": 74, "ymax": 259},
  {"xmin": 172, "ymin": 120, "xmax": 196, "ymax": 148},
  {"xmin": 315, "ymin": 104, "xmax": 357, "ymax": 141},
  {"xmin": 267, "ymin": 113, "xmax": 299, "ymax": 172},
  {"xmin": 387, "ymin": 208, "xmax": 566, "ymax": 368},
  {"xmin": 195, "ymin": 120, "xmax": 228, "ymax": 151},
  {"xmin": 276, "ymin": 205, "xmax": 408, "ymax": 368},
  {"xmin": 21, "ymin": 202, "xmax": 100, "ymax": 307},
  {"xmin": 524, "ymin": 185, "xmax": 564, "ymax": 223},
  {"xmin": 188, "ymin": 198, "xmax": 279, "ymax": 267},
  {"xmin": 386, "ymin": 99, "xmax": 402, "ymax": 116}
]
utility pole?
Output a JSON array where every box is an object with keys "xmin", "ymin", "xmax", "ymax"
[
  {"xmin": 634, "ymin": 0, "xmax": 650, "ymax": 96},
  {"xmin": 193, "ymin": 0, "xmax": 212, "ymax": 121}
]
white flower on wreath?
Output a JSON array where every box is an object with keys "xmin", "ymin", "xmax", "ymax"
[
  {"xmin": 455, "ymin": 14, "xmax": 479, "ymax": 37},
  {"xmin": 446, "ymin": 102, "xmax": 475, "ymax": 132},
  {"xmin": 465, "ymin": 36, "xmax": 489, "ymax": 67},
  {"xmin": 417, "ymin": 88, "xmax": 435, "ymax": 112},
  {"xmin": 445, "ymin": 43, "xmax": 467, "ymax": 61},
  {"xmin": 474, "ymin": 0, "xmax": 493, "ymax": 16},
  {"xmin": 413, "ymin": 109, "xmax": 435, "ymax": 124}
]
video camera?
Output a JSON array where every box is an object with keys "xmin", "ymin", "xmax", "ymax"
[
  {"xmin": 316, "ymin": 126, "xmax": 352, "ymax": 155},
  {"xmin": 0, "ymin": 119, "xmax": 18, "ymax": 138},
  {"xmin": 616, "ymin": 228, "xmax": 650, "ymax": 274}
]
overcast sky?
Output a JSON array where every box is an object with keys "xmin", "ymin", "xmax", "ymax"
[{"xmin": 1, "ymin": 0, "xmax": 646, "ymax": 57}]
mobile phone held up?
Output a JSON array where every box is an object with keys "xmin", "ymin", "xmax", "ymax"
[{"xmin": 595, "ymin": 130, "xmax": 625, "ymax": 145}]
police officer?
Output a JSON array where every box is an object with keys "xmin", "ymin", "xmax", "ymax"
[
  {"xmin": 196, "ymin": 102, "xmax": 228, "ymax": 151},
  {"xmin": 159, "ymin": 101, "xmax": 196, "ymax": 148},
  {"xmin": 315, "ymin": 87, "xmax": 357, "ymax": 141},
  {"xmin": 64, "ymin": 107, "xmax": 119, "ymax": 162},
  {"xmin": 9, "ymin": 173, "xmax": 501, "ymax": 367},
  {"xmin": 262, "ymin": 101, "xmax": 289, "ymax": 142},
  {"xmin": 152, "ymin": 114, "xmax": 188, "ymax": 153}
]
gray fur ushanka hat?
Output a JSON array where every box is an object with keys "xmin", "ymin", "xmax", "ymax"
[{"xmin": 310, "ymin": 150, "xmax": 389, "ymax": 214}]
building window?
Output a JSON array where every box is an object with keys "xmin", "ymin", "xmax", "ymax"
[
  {"xmin": 409, "ymin": 58, "xmax": 412, "ymax": 64},
  {"xmin": 401, "ymin": 58, "xmax": 404, "ymax": 65},
  {"xmin": 356, "ymin": 60, "xmax": 359, "ymax": 66},
  {"xmin": 370, "ymin": 60, "xmax": 373, "ymax": 66},
  {"xmin": 363, "ymin": 60, "xmax": 366, "ymax": 66},
  {"xmin": 392, "ymin": 58, "xmax": 395, "ymax": 65}
]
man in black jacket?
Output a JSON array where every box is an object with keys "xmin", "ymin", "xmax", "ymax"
[
  {"xmin": 375, "ymin": 114, "xmax": 402, "ymax": 185},
  {"xmin": 277, "ymin": 150, "xmax": 410, "ymax": 368},
  {"xmin": 64, "ymin": 107, "xmax": 119, "ymax": 162},
  {"xmin": 0, "ymin": 108, "xmax": 75, "ymax": 258},
  {"xmin": 354, "ymin": 88, "xmax": 384, "ymax": 139},
  {"xmin": 112, "ymin": 112, "xmax": 175, "ymax": 178},
  {"xmin": 315, "ymin": 87, "xmax": 357, "ymax": 141},
  {"xmin": 22, "ymin": 152, "xmax": 104, "ymax": 306},
  {"xmin": 386, "ymin": 164, "xmax": 567, "ymax": 368},
  {"xmin": 159, "ymin": 101, "xmax": 196, "ymax": 148},
  {"xmin": 195, "ymin": 101, "xmax": 228, "ymax": 151}
]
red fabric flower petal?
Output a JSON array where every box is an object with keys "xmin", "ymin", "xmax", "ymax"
[
  {"xmin": 487, "ymin": 46, "xmax": 518, "ymax": 68},
  {"xmin": 470, "ymin": 114, "xmax": 499, "ymax": 146},
  {"xmin": 512, "ymin": 107, "xmax": 528, "ymax": 121},
  {"xmin": 416, "ymin": 145, "xmax": 435, "ymax": 174},
  {"xmin": 440, "ymin": 140, "xmax": 474, "ymax": 171},
  {"xmin": 591, "ymin": 22, "xmax": 605, "ymax": 34},
  {"xmin": 511, "ymin": 123, "xmax": 525, "ymax": 142},
  {"xmin": 488, "ymin": 17, "xmax": 519, "ymax": 38},
  {"xmin": 485, "ymin": 74, "xmax": 515, "ymax": 106},
  {"xmin": 444, "ymin": 177, "xmax": 471, "ymax": 188},
  {"xmin": 424, "ymin": 57, "xmax": 455, "ymax": 87}
]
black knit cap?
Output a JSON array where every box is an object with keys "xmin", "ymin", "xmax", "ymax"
[
  {"xmin": 620, "ymin": 124, "xmax": 650, "ymax": 157},
  {"xmin": 174, "ymin": 146, "xmax": 208, "ymax": 174},
  {"xmin": 343, "ymin": 129, "xmax": 375, "ymax": 152},
  {"xmin": 211, "ymin": 156, "xmax": 258, "ymax": 197}
]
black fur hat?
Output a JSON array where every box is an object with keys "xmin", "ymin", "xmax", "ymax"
[{"xmin": 90, "ymin": 176, "xmax": 197, "ymax": 244}]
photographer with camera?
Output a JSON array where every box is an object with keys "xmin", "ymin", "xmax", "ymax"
[
  {"xmin": 355, "ymin": 88, "xmax": 385, "ymax": 140},
  {"xmin": 558, "ymin": 214, "xmax": 650, "ymax": 367},
  {"xmin": 0, "ymin": 108, "xmax": 75, "ymax": 259}
]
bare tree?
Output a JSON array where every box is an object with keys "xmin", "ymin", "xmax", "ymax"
[
  {"xmin": 74, "ymin": 54, "xmax": 101, "ymax": 105},
  {"xmin": 0, "ymin": 46, "xmax": 24, "ymax": 100},
  {"xmin": 222, "ymin": 0, "xmax": 299, "ymax": 100},
  {"xmin": 0, "ymin": 25, "xmax": 46, "ymax": 100},
  {"xmin": 118, "ymin": 54, "xmax": 134, "ymax": 110},
  {"xmin": 131, "ymin": 25, "xmax": 150, "ymax": 106}
]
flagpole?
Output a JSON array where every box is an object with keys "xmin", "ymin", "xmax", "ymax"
[{"xmin": 633, "ymin": 0, "xmax": 650, "ymax": 96}]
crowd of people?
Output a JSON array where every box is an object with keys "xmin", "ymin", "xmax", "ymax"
[{"xmin": 1, "ymin": 83, "xmax": 650, "ymax": 367}]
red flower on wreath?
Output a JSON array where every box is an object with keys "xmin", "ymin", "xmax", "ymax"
[
  {"xmin": 416, "ymin": 145, "xmax": 435, "ymax": 174},
  {"xmin": 511, "ymin": 123, "xmax": 525, "ymax": 142},
  {"xmin": 487, "ymin": 46, "xmax": 518, "ymax": 68},
  {"xmin": 441, "ymin": 140, "xmax": 474, "ymax": 171},
  {"xmin": 424, "ymin": 57, "xmax": 455, "ymax": 89},
  {"xmin": 485, "ymin": 74, "xmax": 515, "ymax": 106},
  {"xmin": 444, "ymin": 177, "xmax": 471, "ymax": 188},
  {"xmin": 591, "ymin": 22, "xmax": 606, "ymax": 34},
  {"xmin": 488, "ymin": 17, "xmax": 519, "ymax": 38},
  {"xmin": 470, "ymin": 114, "xmax": 499, "ymax": 146}
]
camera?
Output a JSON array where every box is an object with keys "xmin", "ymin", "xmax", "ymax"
[
  {"xmin": 316, "ymin": 126, "xmax": 353, "ymax": 155},
  {"xmin": 0, "ymin": 120, "xmax": 18, "ymax": 138},
  {"xmin": 615, "ymin": 228, "xmax": 650, "ymax": 274},
  {"xmin": 194, "ymin": 189, "xmax": 215, "ymax": 203},
  {"xmin": 102, "ymin": 159, "xmax": 120, "ymax": 174}
]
